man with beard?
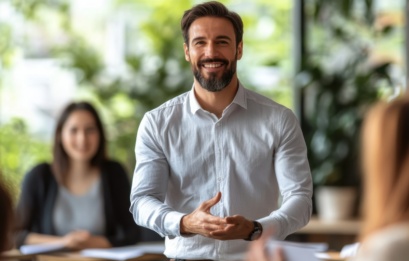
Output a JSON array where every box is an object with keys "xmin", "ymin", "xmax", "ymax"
[{"xmin": 130, "ymin": 1, "xmax": 312, "ymax": 260}]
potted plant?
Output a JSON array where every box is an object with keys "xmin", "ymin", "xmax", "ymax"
[
  {"xmin": 297, "ymin": 2, "xmax": 399, "ymax": 220},
  {"xmin": 300, "ymin": 44, "xmax": 394, "ymax": 220}
]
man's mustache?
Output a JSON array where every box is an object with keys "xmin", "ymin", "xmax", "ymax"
[{"xmin": 198, "ymin": 58, "xmax": 229, "ymax": 66}]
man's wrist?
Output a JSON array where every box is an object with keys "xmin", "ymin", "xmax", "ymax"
[
  {"xmin": 180, "ymin": 215, "xmax": 193, "ymax": 236},
  {"xmin": 245, "ymin": 221, "xmax": 263, "ymax": 241}
]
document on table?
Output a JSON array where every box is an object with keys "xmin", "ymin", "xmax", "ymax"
[
  {"xmin": 20, "ymin": 242, "xmax": 66, "ymax": 255},
  {"xmin": 266, "ymin": 240, "xmax": 329, "ymax": 261},
  {"xmin": 80, "ymin": 243, "xmax": 165, "ymax": 261},
  {"xmin": 340, "ymin": 242, "xmax": 360, "ymax": 257}
]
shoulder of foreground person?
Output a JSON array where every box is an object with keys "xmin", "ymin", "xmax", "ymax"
[{"xmin": 351, "ymin": 223, "xmax": 409, "ymax": 261}]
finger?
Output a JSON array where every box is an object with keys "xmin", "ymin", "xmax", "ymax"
[
  {"xmin": 260, "ymin": 227, "xmax": 275, "ymax": 241},
  {"xmin": 200, "ymin": 215, "xmax": 229, "ymax": 232},
  {"xmin": 203, "ymin": 222, "xmax": 232, "ymax": 233},
  {"xmin": 248, "ymin": 242, "xmax": 269, "ymax": 261},
  {"xmin": 211, "ymin": 222, "xmax": 236, "ymax": 231},
  {"xmin": 245, "ymin": 233, "xmax": 272, "ymax": 261},
  {"xmin": 204, "ymin": 214, "xmax": 228, "ymax": 224},
  {"xmin": 246, "ymin": 244, "xmax": 266, "ymax": 261},
  {"xmin": 225, "ymin": 215, "xmax": 244, "ymax": 224},
  {"xmin": 272, "ymin": 247, "xmax": 284, "ymax": 261},
  {"xmin": 200, "ymin": 192, "xmax": 222, "ymax": 211}
]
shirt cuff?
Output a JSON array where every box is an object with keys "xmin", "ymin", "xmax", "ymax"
[
  {"xmin": 257, "ymin": 216, "xmax": 282, "ymax": 240},
  {"xmin": 164, "ymin": 211, "xmax": 190, "ymax": 238}
]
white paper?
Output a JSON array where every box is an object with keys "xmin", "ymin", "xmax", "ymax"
[
  {"xmin": 80, "ymin": 243, "xmax": 165, "ymax": 261},
  {"xmin": 20, "ymin": 242, "xmax": 66, "ymax": 255},
  {"xmin": 266, "ymin": 240, "xmax": 321, "ymax": 261},
  {"xmin": 340, "ymin": 242, "xmax": 360, "ymax": 257},
  {"xmin": 315, "ymin": 252, "xmax": 332, "ymax": 259}
]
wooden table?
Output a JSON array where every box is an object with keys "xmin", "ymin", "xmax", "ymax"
[
  {"xmin": 289, "ymin": 216, "xmax": 361, "ymax": 251},
  {"xmin": 316, "ymin": 251, "xmax": 346, "ymax": 261},
  {"xmin": 0, "ymin": 249, "xmax": 35, "ymax": 261},
  {"xmin": 1, "ymin": 244, "xmax": 344, "ymax": 261},
  {"xmin": 297, "ymin": 217, "xmax": 362, "ymax": 235}
]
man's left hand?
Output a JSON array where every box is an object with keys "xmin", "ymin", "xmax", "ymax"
[{"xmin": 209, "ymin": 215, "xmax": 254, "ymax": 240}]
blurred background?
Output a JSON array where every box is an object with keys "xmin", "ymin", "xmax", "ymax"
[{"xmin": 0, "ymin": 0, "xmax": 406, "ymax": 216}]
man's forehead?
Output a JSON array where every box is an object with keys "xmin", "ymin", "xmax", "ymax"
[{"xmin": 188, "ymin": 17, "xmax": 235, "ymax": 40}]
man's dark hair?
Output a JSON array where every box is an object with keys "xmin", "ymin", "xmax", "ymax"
[
  {"xmin": 52, "ymin": 101, "xmax": 107, "ymax": 183},
  {"xmin": 181, "ymin": 1, "xmax": 243, "ymax": 46}
]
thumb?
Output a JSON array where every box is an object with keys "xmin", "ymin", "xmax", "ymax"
[
  {"xmin": 272, "ymin": 247, "xmax": 285, "ymax": 261},
  {"xmin": 201, "ymin": 191, "xmax": 222, "ymax": 211}
]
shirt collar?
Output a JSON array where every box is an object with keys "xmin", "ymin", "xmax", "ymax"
[
  {"xmin": 189, "ymin": 85, "xmax": 202, "ymax": 114},
  {"xmin": 189, "ymin": 82, "xmax": 248, "ymax": 114},
  {"xmin": 231, "ymin": 83, "xmax": 247, "ymax": 109}
]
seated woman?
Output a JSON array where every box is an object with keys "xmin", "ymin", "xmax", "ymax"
[
  {"xmin": 246, "ymin": 96, "xmax": 409, "ymax": 261},
  {"xmin": 14, "ymin": 101, "xmax": 139, "ymax": 250}
]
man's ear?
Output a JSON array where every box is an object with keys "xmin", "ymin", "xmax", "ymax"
[
  {"xmin": 184, "ymin": 43, "xmax": 190, "ymax": 62},
  {"xmin": 236, "ymin": 41, "xmax": 243, "ymax": 60}
]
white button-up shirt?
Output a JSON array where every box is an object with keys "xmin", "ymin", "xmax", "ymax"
[{"xmin": 130, "ymin": 83, "xmax": 312, "ymax": 260}]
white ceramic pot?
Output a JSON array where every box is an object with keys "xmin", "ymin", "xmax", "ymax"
[{"xmin": 315, "ymin": 186, "xmax": 357, "ymax": 221}]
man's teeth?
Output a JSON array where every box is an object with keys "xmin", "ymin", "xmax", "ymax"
[{"xmin": 203, "ymin": 63, "xmax": 222, "ymax": 68}]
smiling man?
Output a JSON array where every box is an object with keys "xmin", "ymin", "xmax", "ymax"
[{"xmin": 130, "ymin": 1, "xmax": 312, "ymax": 260}]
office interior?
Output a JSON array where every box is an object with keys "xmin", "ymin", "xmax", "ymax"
[{"xmin": 0, "ymin": 0, "xmax": 407, "ymax": 259}]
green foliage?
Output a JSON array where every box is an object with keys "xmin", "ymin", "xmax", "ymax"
[
  {"xmin": 0, "ymin": 22, "xmax": 14, "ymax": 69},
  {"xmin": 1, "ymin": 0, "xmax": 294, "ymax": 183},
  {"xmin": 300, "ymin": 0, "xmax": 397, "ymax": 186},
  {"xmin": 0, "ymin": 118, "xmax": 51, "ymax": 200}
]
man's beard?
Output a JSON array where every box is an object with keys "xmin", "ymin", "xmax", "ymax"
[{"xmin": 192, "ymin": 58, "xmax": 237, "ymax": 92}]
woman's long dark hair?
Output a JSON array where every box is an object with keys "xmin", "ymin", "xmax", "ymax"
[
  {"xmin": 0, "ymin": 175, "xmax": 13, "ymax": 251},
  {"xmin": 52, "ymin": 101, "xmax": 107, "ymax": 183}
]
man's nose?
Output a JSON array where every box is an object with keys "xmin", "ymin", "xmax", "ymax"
[{"xmin": 204, "ymin": 43, "xmax": 217, "ymax": 57}]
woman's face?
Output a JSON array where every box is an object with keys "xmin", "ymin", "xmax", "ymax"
[{"xmin": 61, "ymin": 109, "xmax": 100, "ymax": 163}]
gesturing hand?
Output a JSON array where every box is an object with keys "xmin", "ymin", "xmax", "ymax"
[
  {"xmin": 180, "ymin": 192, "xmax": 229, "ymax": 237},
  {"xmin": 209, "ymin": 214, "xmax": 254, "ymax": 240},
  {"xmin": 180, "ymin": 192, "xmax": 255, "ymax": 240}
]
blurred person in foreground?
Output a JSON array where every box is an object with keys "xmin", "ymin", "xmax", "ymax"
[
  {"xmin": 14, "ymin": 101, "xmax": 138, "ymax": 250},
  {"xmin": 0, "ymin": 176, "xmax": 14, "ymax": 252},
  {"xmin": 130, "ymin": 1, "xmax": 312, "ymax": 260},
  {"xmin": 350, "ymin": 96, "xmax": 409, "ymax": 260},
  {"xmin": 246, "ymin": 96, "xmax": 409, "ymax": 261}
]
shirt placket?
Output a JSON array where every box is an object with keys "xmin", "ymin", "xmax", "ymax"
[
  {"xmin": 214, "ymin": 119, "xmax": 225, "ymax": 259},
  {"xmin": 214, "ymin": 120, "xmax": 224, "ymax": 214}
]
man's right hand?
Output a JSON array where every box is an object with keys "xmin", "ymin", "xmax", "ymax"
[{"xmin": 180, "ymin": 192, "xmax": 229, "ymax": 237}]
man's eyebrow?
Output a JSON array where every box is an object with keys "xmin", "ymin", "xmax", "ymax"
[
  {"xmin": 191, "ymin": 35, "xmax": 233, "ymax": 42},
  {"xmin": 191, "ymin": 36, "xmax": 206, "ymax": 42},
  {"xmin": 216, "ymin": 35, "xmax": 232, "ymax": 41}
]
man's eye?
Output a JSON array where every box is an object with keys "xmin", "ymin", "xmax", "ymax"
[{"xmin": 218, "ymin": 41, "xmax": 228, "ymax": 45}]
